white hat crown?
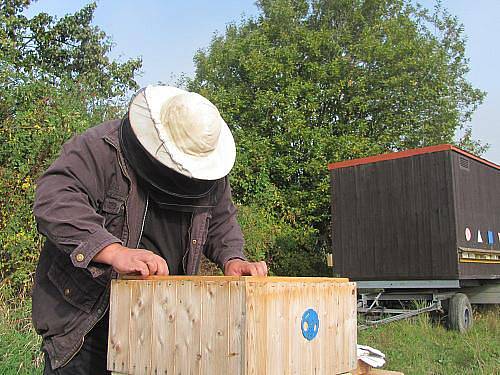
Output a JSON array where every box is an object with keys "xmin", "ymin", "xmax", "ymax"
[{"xmin": 160, "ymin": 92, "xmax": 222, "ymax": 156}]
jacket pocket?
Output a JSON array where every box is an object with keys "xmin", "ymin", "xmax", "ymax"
[
  {"xmin": 47, "ymin": 259, "xmax": 105, "ymax": 314},
  {"xmin": 101, "ymin": 191, "xmax": 126, "ymax": 240}
]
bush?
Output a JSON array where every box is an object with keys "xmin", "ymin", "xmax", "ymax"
[
  {"xmin": 0, "ymin": 2, "xmax": 140, "ymax": 291},
  {"xmin": 237, "ymin": 204, "xmax": 329, "ymax": 276},
  {"xmin": 0, "ymin": 73, "xmax": 122, "ymax": 291}
]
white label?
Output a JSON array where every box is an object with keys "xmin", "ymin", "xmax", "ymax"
[{"xmin": 465, "ymin": 228, "xmax": 472, "ymax": 241}]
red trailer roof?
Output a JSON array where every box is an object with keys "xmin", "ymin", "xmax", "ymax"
[{"xmin": 327, "ymin": 144, "xmax": 500, "ymax": 171}]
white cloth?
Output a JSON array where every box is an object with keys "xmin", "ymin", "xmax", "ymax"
[{"xmin": 357, "ymin": 344, "xmax": 386, "ymax": 368}]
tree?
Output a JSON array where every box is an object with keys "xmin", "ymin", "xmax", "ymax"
[
  {"xmin": 188, "ymin": 0, "xmax": 485, "ymax": 274},
  {"xmin": 0, "ymin": 1, "xmax": 140, "ymax": 100},
  {"xmin": 0, "ymin": 0, "xmax": 141, "ymax": 288}
]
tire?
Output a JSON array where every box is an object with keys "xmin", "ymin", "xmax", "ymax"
[{"xmin": 447, "ymin": 293, "xmax": 473, "ymax": 332}]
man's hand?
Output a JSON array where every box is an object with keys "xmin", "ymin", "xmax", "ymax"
[
  {"xmin": 93, "ymin": 243, "xmax": 169, "ymax": 276},
  {"xmin": 224, "ymin": 259, "xmax": 268, "ymax": 276}
]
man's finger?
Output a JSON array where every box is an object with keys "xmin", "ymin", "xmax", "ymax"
[
  {"xmin": 136, "ymin": 262, "xmax": 150, "ymax": 276},
  {"xmin": 261, "ymin": 261, "xmax": 268, "ymax": 275},
  {"xmin": 225, "ymin": 266, "xmax": 239, "ymax": 276},
  {"xmin": 257, "ymin": 261, "xmax": 267, "ymax": 276},
  {"xmin": 156, "ymin": 258, "xmax": 169, "ymax": 276},
  {"xmin": 146, "ymin": 260, "xmax": 158, "ymax": 275},
  {"xmin": 248, "ymin": 263, "xmax": 259, "ymax": 276},
  {"xmin": 136, "ymin": 252, "xmax": 156, "ymax": 263}
]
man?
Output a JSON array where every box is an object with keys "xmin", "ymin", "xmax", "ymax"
[{"xmin": 32, "ymin": 85, "xmax": 267, "ymax": 374}]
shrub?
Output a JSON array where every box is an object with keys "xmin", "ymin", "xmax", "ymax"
[{"xmin": 237, "ymin": 204, "xmax": 329, "ymax": 276}]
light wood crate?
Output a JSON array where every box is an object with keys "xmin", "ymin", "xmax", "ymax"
[{"xmin": 107, "ymin": 276, "xmax": 357, "ymax": 375}]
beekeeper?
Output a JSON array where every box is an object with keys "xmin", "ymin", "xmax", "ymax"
[{"xmin": 32, "ymin": 86, "xmax": 267, "ymax": 374}]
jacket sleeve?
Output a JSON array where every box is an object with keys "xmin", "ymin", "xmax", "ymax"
[
  {"xmin": 203, "ymin": 177, "xmax": 246, "ymax": 269},
  {"xmin": 33, "ymin": 130, "xmax": 122, "ymax": 271}
]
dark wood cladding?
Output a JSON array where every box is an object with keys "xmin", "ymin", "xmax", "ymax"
[
  {"xmin": 330, "ymin": 147, "xmax": 500, "ymax": 281},
  {"xmin": 452, "ymin": 152, "xmax": 500, "ymax": 279}
]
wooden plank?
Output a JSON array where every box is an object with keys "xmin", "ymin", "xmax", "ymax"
[
  {"xmin": 175, "ymin": 280, "xmax": 202, "ymax": 375},
  {"xmin": 151, "ymin": 280, "xmax": 176, "ymax": 375},
  {"xmin": 315, "ymin": 282, "xmax": 327, "ymax": 374},
  {"xmin": 265, "ymin": 283, "xmax": 286, "ymax": 375},
  {"xmin": 282, "ymin": 283, "xmax": 292, "ymax": 375},
  {"xmin": 340, "ymin": 282, "xmax": 358, "ymax": 373},
  {"xmin": 107, "ymin": 280, "xmax": 131, "ymax": 374},
  {"xmin": 325, "ymin": 283, "xmax": 336, "ymax": 373},
  {"xmin": 228, "ymin": 280, "xmax": 245, "ymax": 375},
  {"xmin": 244, "ymin": 281, "xmax": 257, "ymax": 375},
  {"xmin": 300, "ymin": 283, "xmax": 313, "ymax": 375},
  {"xmin": 340, "ymin": 283, "xmax": 348, "ymax": 372},
  {"xmin": 264, "ymin": 282, "xmax": 280, "ymax": 374},
  {"xmin": 129, "ymin": 280, "xmax": 153, "ymax": 375},
  {"xmin": 288, "ymin": 283, "xmax": 303, "ymax": 374},
  {"xmin": 255, "ymin": 283, "xmax": 268, "ymax": 375},
  {"xmin": 332, "ymin": 283, "xmax": 342, "ymax": 374},
  {"xmin": 121, "ymin": 275, "xmax": 349, "ymax": 283},
  {"xmin": 200, "ymin": 281, "xmax": 229, "ymax": 375},
  {"xmin": 190, "ymin": 280, "xmax": 203, "ymax": 375}
]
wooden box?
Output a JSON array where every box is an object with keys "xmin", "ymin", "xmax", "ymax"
[{"xmin": 107, "ymin": 276, "xmax": 357, "ymax": 375}]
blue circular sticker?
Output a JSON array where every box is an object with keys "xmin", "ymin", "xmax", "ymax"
[{"xmin": 301, "ymin": 308, "xmax": 319, "ymax": 341}]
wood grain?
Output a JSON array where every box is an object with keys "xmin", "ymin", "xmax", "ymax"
[
  {"xmin": 228, "ymin": 281, "xmax": 245, "ymax": 375},
  {"xmin": 175, "ymin": 280, "xmax": 202, "ymax": 375},
  {"xmin": 151, "ymin": 280, "xmax": 175, "ymax": 375},
  {"xmin": 129, "ymin": 281, "xmax": 153, "ymax": 374},
  {"xmin": 108, "ymin": 277, "xmax": 357, "ymax": 375},
  {"xmin": 108, "ymin": 280, "xmax": 131, "ymax": 374}
]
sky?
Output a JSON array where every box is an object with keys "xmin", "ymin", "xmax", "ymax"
[{"xmin": 25, "ymin": 0, "xmax": 500, "ymax": 164}]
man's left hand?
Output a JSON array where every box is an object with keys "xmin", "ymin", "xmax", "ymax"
[{"xmin": 224, "ymin": 259, "xmax": 268, "ymax": 276}]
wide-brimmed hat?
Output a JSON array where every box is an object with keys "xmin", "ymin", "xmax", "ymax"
[{"xmin": 128, "ymin": 85, "xmax": 236, "ymax": 180}]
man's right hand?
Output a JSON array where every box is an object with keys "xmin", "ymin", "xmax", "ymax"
[{"xmin": 93, "ymin": 243, "xmax": 169, "ymax": 276}]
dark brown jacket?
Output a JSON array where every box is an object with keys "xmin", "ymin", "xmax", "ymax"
[{"xmin": 32, "ymin": 119, "xmax": 245, "ymax": 369}]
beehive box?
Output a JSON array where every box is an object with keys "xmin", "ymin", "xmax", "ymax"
[{"xmin": 107, "ymin": 276, "xmax": 357, "ymax": 375}]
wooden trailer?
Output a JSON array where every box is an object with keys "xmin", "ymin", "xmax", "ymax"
[{"xmin": 328, "ymin": 144, "xmax": 499, "ymax": 331}]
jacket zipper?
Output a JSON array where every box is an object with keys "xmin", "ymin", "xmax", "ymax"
[
  {"xmin": 182, "ymin": 212, "xmax": 195, "ymax": 274},
  {"xmin": 137, "ymin": 194, "xmax": 149, "ymax": 248}
]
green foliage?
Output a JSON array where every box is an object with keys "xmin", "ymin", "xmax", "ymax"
[
  {"xmin": 237, "ymin": 205, "xmax": 277, "ymax": 263},
  {"xmin": 237, "ymin": 204, "xmax": 329, "ymax": 276},
  {"xmin": 0, "ymin": 1, "xmax": 141, "ymax": 290},
  {"xmin": 188, "ymin": 0, "xmax": 486, "ymax": 274},
  {"xmin": 0, "ymin": 0, "xmax": 141, "ymax": 100}
]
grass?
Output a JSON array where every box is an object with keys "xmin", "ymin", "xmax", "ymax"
[
  {"xmin": 0, "ymin": 285, "xmax": 43, "ymax": 375},
  {"xmin": 0, "ymin": 284, "xmax": 498, "ymax": 374},
  {"xmin": 358, "ymin": 306, "xmax": 500, "ymax": 375}
]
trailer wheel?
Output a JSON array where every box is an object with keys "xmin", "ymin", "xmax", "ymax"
[{"xmin": 447, "ymin": 293, "xmax": 473, "ymax": 332}]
